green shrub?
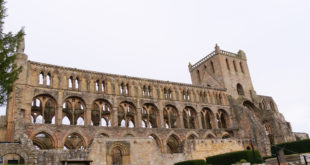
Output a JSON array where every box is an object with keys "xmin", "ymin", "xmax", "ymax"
[
  {"xmin": 271, "ymin": 139, "xmax": 310, "ymax": 155},
  {"xmin": 206, "ymin": 150, "xmax": 263, "ymax": 165},
  {"xmin": 239, "ymin": 159, "xmax": 248, "ymax": 163},
  {"xmin": 174, "ymin": 159, "xmax": 206, "ymax": 165}
]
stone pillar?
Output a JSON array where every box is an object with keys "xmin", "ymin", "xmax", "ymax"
[
  {"xmin": 112, "ymin": 107, "xmax": 118, "ymax": 127},
  {"xmin": 56, "ymin": 106, "xmax": 62, "ymax": 125},
  {"xmin": 197, "ymin": 111, "xmax": 202, "ymax": 129},
  {"xmin": 158, "ymin": 104, "xmax": 164, "ymax": 128},
  {"xmin": 136, "ymin": 99, "xmax": 142, "ymax": 128},
  {"xmin": 179, "ymin": 110, "xmax": 184, "ymax": 128},
  {"xmin": 85, "ymin": 104, "xmax": 92, "ymax": 126}
]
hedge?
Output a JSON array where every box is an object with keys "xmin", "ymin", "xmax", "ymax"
[
  {"xmin": 271, "ymin": 139, "xmax": 310, "ymax": 155},
  {"xmin": 206, "ymin": 150, "xmax": 263, "ymax": 165},
  {"xmin": 174, "ymin": 159, "xmax": 206, "ymax": 165}
]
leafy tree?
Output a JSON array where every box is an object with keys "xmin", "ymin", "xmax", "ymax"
[{"xmin": 0, "ymin": 0, "xmax": 24, "ymax": 106}]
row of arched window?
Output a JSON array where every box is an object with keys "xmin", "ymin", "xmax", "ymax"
[
  {"xmin": 31, "ymin": 130, "xmax": 232, "ymax": 153},
  {"xmin": 226, "ymin": 58, "xmax": 244, "ymax": 73},
  {"xmin": 37, "ymin": 72, "xmax": 227, "ymax": 105},
  {"xmin": 30, "ymin": 95, "xmax": 230, "ymax": 130}
]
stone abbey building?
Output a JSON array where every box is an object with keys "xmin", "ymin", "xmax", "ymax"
[{"xmin": 0, "ymin": 44, "xmax": 298, "ymax": 165}]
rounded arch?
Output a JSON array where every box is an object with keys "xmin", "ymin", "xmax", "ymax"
[
  {"xmin": 95, "ymin": 131, "xmax": 110, "ymax": 138},
  {"xmin": 142, "ymin": 103, "xmax": 159, "ymax": 128},
  {"xmin": 148, "ymin": 133, "xmax": 162, "ymax": 149},
  {"xmin": 217, "ymin": 109, "xmax": 229, "ymax": 129},
  {"xmin": 166, "ymin": 133, "xmax": 182, "ymax": 154},
  {"xmin": 32, "ymin": 132, "xmax": 56, "ymax": 150},
  {"xmin": 31, "ymin": 94, "xmax": 57, "ymax": 124},
  {"xmin": 92, "ymin": 99, "xmax": 113, "ymax": 126},
  {"xmin": 30, "ymin": 128, "xmax": 58, "ymax": 149},
  {"xmin": 63, "ymin": 132, "xmax": 87, "ymax": 150},
  {"xmin": 62, "ymin": 96, "xmax": 86, "ymax": 125},
  {"xmin": 61, "ymin": 129, "xmax": 88, "ymax": 150},
  {"xmin": 201, "ymin": 107, "xmax": 215, "ymax": 129},
  {"xmin": 185, "ymin": 131, "xmax": 199, "ymax": 140},
  {"xmin": 108, "ymin": 142, "xmax": 130, "ymax": 156},
  {"xmin": 118, "ymin": 101, "xmax": 137, "ymax": 128},
  {"xmin": 0, "ymin": 153, "xmax": 25, "ymax": 165},
  {"xmin": 222, "ymin": 132, "xmax": 231, "ymax": 139},
  {"xmin": 183, "ymin": 106, "xmax": 197, "ymax": 129},
  {"xmin": 163, "ymin": 104, "xmax": 179, "ymax": 128},
  {"xmin": 205, "ymin": 132, "xmax": 216, "ymax": 139},
  {"xmin": 237, "ymin": 83, "xmax": 245, "ymax": 96}
]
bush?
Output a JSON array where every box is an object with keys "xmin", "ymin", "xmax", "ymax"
[
  {"xmin": 271, "ymin": 139, "xmax": 310, "ymax": 155},
  {"xmin": 174, "ymin": 159, "xmax": 206, "ymax": 165},
  {"xmin": 206, "ymin": 150, "xmax": 263, "ymax": 165}
]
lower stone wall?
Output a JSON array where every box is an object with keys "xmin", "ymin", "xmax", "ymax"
[{"xmin": 0, "ymin": 133, "xmax": 247, "ymax": 165}]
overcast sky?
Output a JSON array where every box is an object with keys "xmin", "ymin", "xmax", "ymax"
[{"xmin": 1, "ymin": 0, "xmax": 309, "ymax": 134}]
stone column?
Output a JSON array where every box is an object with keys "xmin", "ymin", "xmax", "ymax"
[
  {"xmin": 112, "ymin": 107, "xmax": 118, "ymax": 127},
  {"xmin": 196, "ymin": 111, "xmax": 202, "ymax": 129},
  {"xmin": 85, "ymin": 104, "xmax": 92, "ymax": 126},
  {"xmin": 158, "ymin": 103, "xmax": 164, "ymax": 128},
  {"xmin": 56, "ymin": 106, "xmax": 63, "ymax": 125},
  {"xmin": 136, "ymin": 99, "xmax": 142, "ymax": 128}
]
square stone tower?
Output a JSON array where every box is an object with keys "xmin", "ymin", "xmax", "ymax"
[{"xmin": 188, "ymin": 44, "xmax": 256, "ymax": 100}]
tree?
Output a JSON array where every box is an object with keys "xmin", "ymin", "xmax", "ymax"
[{"xmin": 0, "ymin": 0, "xmax": 24, "ymax": 106}]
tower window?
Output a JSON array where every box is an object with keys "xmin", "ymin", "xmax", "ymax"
[
  {"xmin": 233, "ymin": 61, "xmax": 238, "ymax": 72},
  {"xmin": 240, "ymin": 62, "xmax": 244, "ymax": 73},
  {"xmin": 197, "ymin": 70, "xmax": 201, "ymax": 83},
  {"xmin": 237, "ymin": 83, "xmax": 244, "ymax": 96},
  {"xmin": 226, "ymin": 59, "xmax": 230, "ymax": 70},
  {"xmin": 211, "ymin": 61, "xmax": 215, "ymax": 73}
]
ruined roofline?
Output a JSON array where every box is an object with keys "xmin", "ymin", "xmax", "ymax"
[
  {"xmin": 28, "ymin": 60, "xmax": 227, "ymax": 91},
  {"xmin": 189, "ymin": 46, "xmax": 246, "ymax": 71}
]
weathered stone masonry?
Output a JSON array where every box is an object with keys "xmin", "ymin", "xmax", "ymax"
[{"xmin": 0, "ymin": 44, "xmax": 297, "ymax": 165}]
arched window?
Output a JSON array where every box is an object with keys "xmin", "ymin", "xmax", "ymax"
[
  {"xmin": 31, "ymin": 95, "xmax": 56, "ymax": 124},
  {"xmin": 240, "ymin": 62, "xmax": 244, "ymax": 73},
  {"xmin": 75, "ymin": 77, "xmax": 79, "ymax": 89},
  {"xmin": 39, "ymin": 72, "xmax": 44, "ymax": 85},
  {"xmin": 64, "ymin": 133, "xmax": 86, "ymax": 150},
  {"xmin": 211, "ymin": 61, "xmax": 215, "ymax": 73},
  {"xmin": 166, "ymin": 135, "xmax": 181, "ymax": 153},
  {"xmin": 91, "ymin": 99, "xmax": 112, "ymax": 127},
  {"xmin": 217, "ymin": 109, "xmax": 229, "ymax": 129},
  {"xmin": 183, "ymin": 107, "xmax": 197, "ymax": 129},
  {"xmin": 226, "ymin": 59, "xmax": 230, "ymax": 70},
  {"xmin": 201, "ymin": 108, "xmax": 214, "ymax": 129},
  {"xmin": 118, "ymin": 102, "xmax": 136, "ymax": 128},
  {"xmin": 141, "ymin": 103, "xmax": 159, "ymax": 128},
  {"xmin": 46, "ymin": 73, "xmax": 51, "ymax": 86},
  {"xmin": 96, "ymin": 80, "xmax": 99, "ymax": 92},
  {"xmin": 237, "ymin": 83, "xmax": 244, "ymax": 96},
  {"xmin": 233, "ymin": 60, "xmax": 238, "ymax": 72},
  {"xmin": 32, "ymin": 132, "xmax": 55, "ymax": 149},
  {"xmin": 163, "ymin": 105, "xmax": 178, "ymax": 128},
  {"xmin": 197, "ymin": 70, "xmax": 201, "ymax": 83},
  {"xmin": 68, "ymin": 77, "xmax": 73, "ymax": 88},
  {"xmin": 62, "ymin": 97, "xmax": 86, "ymax": 125},
  {"xmin": 101, "ymin": 81, "xmax": 105, "ymax": 93}
]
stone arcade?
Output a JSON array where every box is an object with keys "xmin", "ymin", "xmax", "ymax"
[{"xmin": 0, "ymin": 44, "xmax": 299, "ymax": 165}]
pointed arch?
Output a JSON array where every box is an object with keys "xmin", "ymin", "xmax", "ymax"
[
  {"xmin": 166, "ymin": 134, "xmax": 182, "ymax": 154},
  {"xmin": 183, "ymin": 106, "xmax": 197, "ymax": 129},
  {"xmin": 32, "ymin": 131, "xmax": 56, "ymax": 150},
  {"xmin": 237, "ymin": 83, "xmax": 244, "ymax": 96},
  {"xmin": 118, "ymin": 101, "xmax": 137, "ymax": 128},
  {"xmin": 163, "ymin": 105, "xmax": 179, "ymax": 128},
  {"xmin": 63, "ymin": 132, "xmax": 87, "ymax": 150},
  {"xmin": 142, "ymin": 103, "xmax": 159, "ymax": 128},
  {"xmin": 201, "ymin": 107, "xmax": 215, "ymax": 129},
  {"xmin": 62, "ymin": 96, "xmax": 86, "ymax": 125},
  {"xmin": 91, "ymin": 99, "xmax": 112, "ymax": 127},
  {"xmin": 217, "ymin": 109, "xmax": 229, "ymax": 129},
  {"xmin": 31, "ymin": 94, "xmax": 57, "ymax": 124}
]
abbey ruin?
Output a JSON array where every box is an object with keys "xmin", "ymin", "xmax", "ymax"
[{"xmin": 0, "ymin": 44, "xmax": 300, "ymax": 165}]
